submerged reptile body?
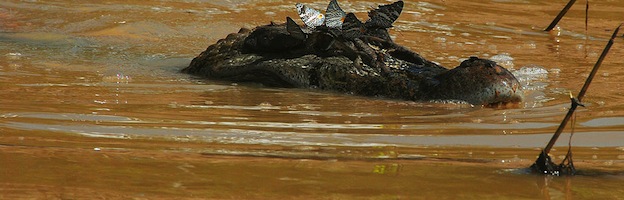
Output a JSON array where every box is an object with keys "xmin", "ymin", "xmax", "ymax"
[{"xmin": 183, "ymin": 1, "xmax": 522, "ymax": 106}]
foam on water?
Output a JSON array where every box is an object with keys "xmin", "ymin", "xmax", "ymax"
[{"xmin": 489, "ymin": 53, "xmax": 515, "ymax": 69}]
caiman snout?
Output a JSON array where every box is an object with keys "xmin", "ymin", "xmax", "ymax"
[{"xmin": 420, "ymin": 57, "xmax": 523, "ymax": 106}]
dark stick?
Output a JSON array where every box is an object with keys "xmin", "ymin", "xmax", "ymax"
[
  {"xmin": 544, "ymin": 0, "xmax": 577, "ymax": 32},
  {"xmin": 542, "ymin": 23, "xmax": 622, "ymax": 154}
]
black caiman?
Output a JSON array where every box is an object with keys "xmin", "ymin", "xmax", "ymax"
[{"xmin": 183, "ymin": 0, "xmax": 523, "ymax": 106}]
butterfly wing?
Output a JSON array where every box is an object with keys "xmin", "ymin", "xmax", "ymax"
[
  {"xmin": 341, "ymin": 13, "xmax": 364, "ymax": 39},
  {"xmin": 324, "ymin": 0, "xmax": 346, "ymax": 29},
  {"xmin": 365, "ymin": 0, "xmax": 404, "ymax": 28},
  {"xmin": 296, "ymin": 3, "xmax": 325, "ymax": 28},
  {"xmin": 286, "ymin": 16, "xmax": 307, "ymax": 41}
]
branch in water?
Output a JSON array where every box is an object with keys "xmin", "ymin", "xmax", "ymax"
[
  {"xmin": 532, "ymin": 23, "xmax": 622, "ymax": 175},
  {"xmin": 544, "ymin": 0, "xmax": 577, "ymax": 32}
]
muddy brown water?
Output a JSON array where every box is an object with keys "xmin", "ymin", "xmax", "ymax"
[{"xmin": 1, "ymin": 0, "xmax": 624, "ymax": 199}]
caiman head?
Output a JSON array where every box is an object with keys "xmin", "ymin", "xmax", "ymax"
[
  {"xmin": 184, "ymin": 0, "xmax": 523, "ymax": 106},
  {"xmin": 418, "ymin": 57, "xmax": 523, "ymax": 106}
]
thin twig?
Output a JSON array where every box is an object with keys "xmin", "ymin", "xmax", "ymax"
[
  {"xmin": 545, "ymin": 0, "xmax": 577, "ymax": 31},
  {"xmin": 542, "ymin": 23, "xmax": 622, "ymax": 154}
]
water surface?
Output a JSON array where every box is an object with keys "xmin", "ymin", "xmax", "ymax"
[{"xmin": 1, "ymin": 0, "xmax": 624, "ymax": 199}]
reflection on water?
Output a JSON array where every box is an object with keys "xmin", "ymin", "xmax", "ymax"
[{"xmin": 1, "ymin": 0, "xmax": 624, "ymax": 198}]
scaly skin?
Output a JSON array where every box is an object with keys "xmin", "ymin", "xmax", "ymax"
[{"xmin": 183, "ymin": 22, "xmax": 523, "ymax": 106}]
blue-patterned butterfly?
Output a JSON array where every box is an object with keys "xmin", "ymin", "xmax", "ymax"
[{"xmin": 296, "ymin": 3, "xmax": 325, "ymax": 28}]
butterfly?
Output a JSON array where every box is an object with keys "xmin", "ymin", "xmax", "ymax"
[
  {"xmin": 296, "ymin": 3, "xmax": 325, "ymax": 28},
  {"xmin": 324, "ymin": 0, "xmax": 347, "ymax": 29},
  {"xmin": 341, "ymin": 13, "xmax": 364, "ymax": 39},
  {"xmin": 365, "ymin": 0, "xmax": 404, "ymax": 28},
  {"xmin": 286, "ymin": 16, "xmax": 307, "ymax": 41},
  {"xmin": 297, "ymin": 0, "xmax": 346, "ymax": 29}
]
